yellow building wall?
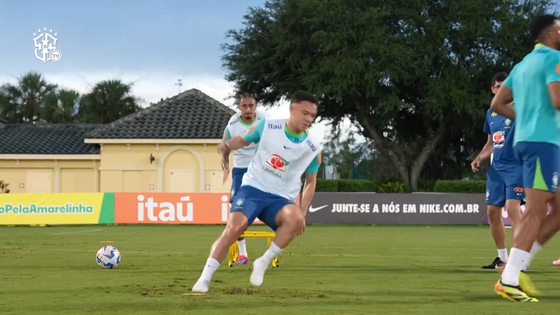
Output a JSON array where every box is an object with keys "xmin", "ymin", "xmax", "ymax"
[
  {"xmin": 98, "ymin": 143, "xmax": 232, "ymax": 193},
  {"xmin": 0, "ymin": 142, "xmax": 234, "ymax": 194},
  {"xmin": 0, "ymin": 159, "xmax": 98, "ymax": 193}
]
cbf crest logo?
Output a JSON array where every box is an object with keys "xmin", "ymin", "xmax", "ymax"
[
  {"xmin": 33, "ymin": 28, "xmax": 62, "ymax": 63},
  {"xmin": 504, "ymin": 119, "xmax": 512, "ymax": 128}
]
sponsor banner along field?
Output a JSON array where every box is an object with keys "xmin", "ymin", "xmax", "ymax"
[
  {"xmin": 306, "ymin": 193, "xmax": 488, "ymax": 225},
  {"xmin": 0, "ymin": 192, "xmax": 489, "ymax": 226},
  {"xmin": 0, "ymin": 193, "xmax": 114, "ymax": 225},
  {"xmin": 114, "ymin": 193, "xmax": 265, "ymax": 224}
]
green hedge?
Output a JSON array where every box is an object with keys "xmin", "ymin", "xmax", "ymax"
[{"xmin": 315, "ymin": 179, "xmax": 486, "ymax": 193}]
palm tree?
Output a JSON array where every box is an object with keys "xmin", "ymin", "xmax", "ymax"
[
  {"xmin": 77, "ymin": 79, "xmax": 142, "ymax": 123},
  {"xmin": 0, "ymin": 71, "xmax": 57, "ymax": 123},
  {"xmin": 42, "ymin": 89, "xmax": 80, "ymax": 123}
]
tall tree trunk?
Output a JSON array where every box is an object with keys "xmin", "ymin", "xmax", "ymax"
[
  {"xmin": 409, "ymin": 119, "xmax": 449, "ymax": 191},
  {"xmin": 361, "ymin": 116, "xmax": 410, "ymax": 185}
]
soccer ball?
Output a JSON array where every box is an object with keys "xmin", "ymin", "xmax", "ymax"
[{"xmin": 96, "ymin": 245, "xmax": 121, "ymax": 269}]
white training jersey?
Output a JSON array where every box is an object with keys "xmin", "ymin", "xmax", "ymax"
[
  {"xmin": 227, "ymin": 110, "xmax": 269, "ymax": 168},
  {"xmin": 242, "ymin": 118, "xmax": 322, "ymax": 201}
]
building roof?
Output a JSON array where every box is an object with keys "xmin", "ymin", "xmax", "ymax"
[
  {"xmin": 84, "ymin": 89, "xmax": 236, "ymax": 139},
  {"xmin": 0, "ymin": 124, "xmax": 101, "ymax": 155},
  {"xmin": 0, "ymin": 117, "xmax": 7, "ymax": 124}
]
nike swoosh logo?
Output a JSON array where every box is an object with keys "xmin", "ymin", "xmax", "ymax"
[
  {"xmin": 308, "ymin": 205, "xmax": 328, "ymax": 213},
  {"xmin": 284, "ymin": 146, "xmax": 291, "ymax": 149}
]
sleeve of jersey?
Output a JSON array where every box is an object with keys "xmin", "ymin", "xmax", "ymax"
[
  {"xmin": 305, "ymin": 153, "xmax": 322, "ymax": 174},
  {"xmin": 243, "ymin": 119, "xmax": 265, "ymax": 143},
  {"xmin": 483, "ymin": 115, "xmax": 490, "ymax": 134},
  {"xmin": 545, "ymin": 52, "xmax": 560, "ymax": 84},
  {"xmin": 221, "ymin": 127, "xmax": 231, "ymax": 143}
]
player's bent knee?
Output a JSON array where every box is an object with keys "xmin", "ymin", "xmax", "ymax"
[
  {"xmin": 276, "ymin": 204, "xmax": 303, "ymax": 229},
  {"xmin": 487, "ymin": 205, "xmax": 503, "ymax": 219}
]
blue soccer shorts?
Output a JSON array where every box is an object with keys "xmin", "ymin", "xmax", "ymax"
[
  {"xmin": 230, "ymin": 167, "xmax": 248, "ymax": 203},
  {"xmin": 230, "ymin": 185, "xmax": 294, "ymax": 231},
  {"xmin": 514, "ymin": 141, "xmax": 560, "ymax": 192},
  {"xmin": 486, "ymin": 165, "xmax": 524, "ymax": 207}
]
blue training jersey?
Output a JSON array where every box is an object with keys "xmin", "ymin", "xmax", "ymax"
[
  {"xmin": 484, "ymin": 109, "xmax": 521, "ymax": 170},
  {"xmin": 503, "ymin": 44, "xmax": 560, "ymax": 146}
]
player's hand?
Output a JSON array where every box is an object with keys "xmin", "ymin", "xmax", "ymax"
[
  {"xmin": 217, "ymin": 143, "xmax": 231, "ymax": 155},
  {"xmin": 221, "ymin": 158, "xmax": 230, "ymax": 184},
  {"xmin": 297, "ymin": 218, "xmax": 306, "ymax": 235},
  {"xmin": 471, "ymin": 157, "xmax": 481, "ymax": 172}
]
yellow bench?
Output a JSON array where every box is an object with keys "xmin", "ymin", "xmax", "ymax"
[{"xmin": 228, "ymin": 231, "xmax": 279, "ymax": 268}]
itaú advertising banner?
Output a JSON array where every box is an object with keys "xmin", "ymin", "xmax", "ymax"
[
  {"xmin": 0, "ymin": 193, "xmax": 114, "ymax": 225},
  {"xmin": 305, "ymin": 193, "xmax": 487, "ymax": 225},
  {"xmin": 114, "ymin": 193, "xmax": 271, "ymax": 224}
]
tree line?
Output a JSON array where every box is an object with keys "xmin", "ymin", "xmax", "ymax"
[
  {"xmin": 220, "ymin": 0, "xmax": 555, "ymax": 190},
  {"xmin": 0, "ymin": 71, "xmax": 142, "ymax": 124}
]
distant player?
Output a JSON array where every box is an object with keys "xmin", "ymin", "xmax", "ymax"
[
  {"xmin": 192, "ymin": 91, "xmax": 322, "ymax": 293},
  {"xmin": 221, "ymin": 95, "xmax": 269, "ymax": 265},
  {"xmin": 490, "ymin": 14, "xmax": 560, "ymax": 302},
  {"xmin": 471, "ymin": 72, "xmax": 523, "ymax": 270}
]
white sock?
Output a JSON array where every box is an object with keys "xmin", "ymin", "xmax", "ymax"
[
  {"xmin": 526, "ymin": 242, "xmax": 542, "ymax": 268},
  {"xmin": 262, "ymin": 242, "xmax": 283, "ymax": 263},
  {"xmin": 200, "ymin": 258, "xmax": 220, "ymax": 282},
  {"xmin": 238, "ymin": 239, "xmax": 248, "ymax": 256},
  {"xmin": 501, "ymin": 248, "xmax": 530, "ymax": 286},
  {"xmin": 498, "ymin": 248, "xmax": 508, "ymax": 262}
]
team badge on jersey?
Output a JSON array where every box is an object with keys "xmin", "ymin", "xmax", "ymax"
[
  {"xmin": 266, "ymin": 154, "xmax": 289, "ymax": 172},
  {"xmin": 493, "ymin": 131, "xmax": 505, "ymax": 147}
]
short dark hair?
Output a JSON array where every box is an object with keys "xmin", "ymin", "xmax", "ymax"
[
  {"xmin": 290, "ymin": 90, "xmax": 318, "ymax": 105},
  {"xmin": 237, "ymin": 94, "xmax": 256, "ymax": 106},
  {"xmin": 491, "ymin": 72, "xmax": 508, "ymax": 86},
  {"xmin": 530, "ymin": 14, "xmax": 557, "ymax": 42}
]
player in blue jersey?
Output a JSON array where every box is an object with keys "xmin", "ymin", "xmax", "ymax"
[
  {"xmin": 472, "ymin": 72, "xmax": 523, "ymax": 270},
  {"xmin": 192, "ymin": 91, "xmax": 322, "ymax": 293},
  {"xmin": 490, "ymin": 14, "xmax": 560, "ymax": 302}
]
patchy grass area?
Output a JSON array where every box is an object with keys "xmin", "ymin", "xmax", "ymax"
[{"xmin": 2, "ymin": 225, "xmax": 560, "ymax": 314}]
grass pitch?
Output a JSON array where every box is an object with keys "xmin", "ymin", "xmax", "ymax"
[{"xmin": 2, "ymin": 225, "xmax": 560, "ymax": 314}]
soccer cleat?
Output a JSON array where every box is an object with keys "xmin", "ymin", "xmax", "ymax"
[
  {"xmin": 482, "ymin": 257, "xmax": 505, "ymax": 269},
  {"xmin": 191, "ymin": 279, "xmax": 210, "ymax": 293},
  {"xmin": 553, "ymin": 258, "xmax": 560, "ymax": 266},
  {"xmin": 234, "ymin": 255, "xmax": 249, "ymax": 265},
  {"xmin": 494, "ymin": 279, "xmax": 538, "ymax": 302},
  {"xmin": 250, "ymin": 257, "xmax": 269, "ymax": 286},
  {"xmin": 518, "ymin": 271, "xmax": 540, "ymax": 297}
]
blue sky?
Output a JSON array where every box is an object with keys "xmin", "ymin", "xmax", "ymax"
[
  {"xmin": 2, "ymin": 1, "xmax": 559, "ymax": 143},
  {"xmin": 0, "ymin": 0, "xmax": 340, "ymax": 141}
]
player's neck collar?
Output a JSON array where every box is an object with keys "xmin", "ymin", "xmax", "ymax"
[{"xmin": 534, "ymin": 43, "xmax": 547, "ymax": 49}]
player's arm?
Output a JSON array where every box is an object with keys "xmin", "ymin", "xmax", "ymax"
[
  {"xmin": 222, "ymin": 119, "xmax": 264, "ymax": 152},
  {"xmin": 300, "ymin": 153, "xmax": 321, "ymax": 217},
  {"xmin": 490, "ymin": 92, "xmax": 515, "ymax": 120},
  {"xmin": 477, "ymin": 135, "xmax": 493, "ymax": 161},
  {"xmin": 221, "ymin": 127, "xmax": 232, "ymax": 156},
  {"xmin": 476, "ymin": 118, "xmax": 493, "ymax": 161},
  {"xmin": 490, "ymin": 68, "xmax": 515, "ymax": 119},
  {"xmin": 544, "ymin": 52, "xmax": 560, "ymax": 110}
]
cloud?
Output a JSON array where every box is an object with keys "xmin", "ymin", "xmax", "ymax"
[{"xmin": 0, "ymin": 71, "xmax": 364, "ymax": 144}]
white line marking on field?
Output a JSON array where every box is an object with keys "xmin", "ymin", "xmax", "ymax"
[{"xmin": 51, "ymin": 229, "xmax": 102, "ymax": 235}]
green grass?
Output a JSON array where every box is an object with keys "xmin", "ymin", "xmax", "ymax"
[{"xmin": 2, "ymin": 225, "xmax": 560, "ymax": 314}]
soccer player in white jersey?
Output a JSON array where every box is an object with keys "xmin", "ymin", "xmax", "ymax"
[
  {"xmin": 192, "ymin": 91, "xmax": 322, "ymax": 293},
  {"xmin": 221, "ymin": 95, "xmax": 269, "ymax": 265}
]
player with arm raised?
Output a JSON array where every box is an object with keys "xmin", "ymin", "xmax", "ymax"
[
  {"xmin": 192, "ymin": 91, "xmax": 322, "ymax": 293},
  {"xmin": 221, "ymin": 95, "xmax": 269, "ymax": 265},
  {"xmin": 491, "ymin": 14, "xmax": 560, "ymax": 302},
  {"xmin": 472, "ymin": 72, "xmax": 523, "ymax": 270}
]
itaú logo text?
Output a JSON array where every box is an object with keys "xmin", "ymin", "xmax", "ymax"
[{"xmin": 137, "ymin": 194, "xmax": 193, "ymax": 222}]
